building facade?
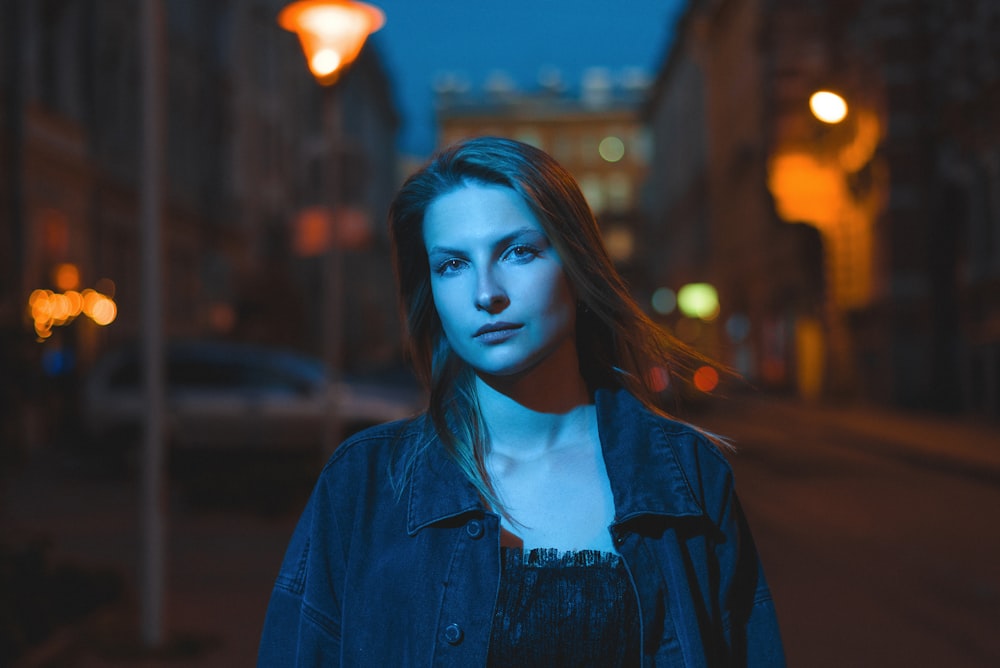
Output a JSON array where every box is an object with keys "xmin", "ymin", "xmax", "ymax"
[
  {"xmin": 643, "ymin": 0, "xmax": 1000, "ymax": 416},
  {"xmin": 436, "ymin": 68, "xmax": 653, "ymax": 285}
]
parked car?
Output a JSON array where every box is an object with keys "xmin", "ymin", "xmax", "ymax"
[{"xmin": 81, "ymin": 340, "xmax": 424, "ymax": 455}]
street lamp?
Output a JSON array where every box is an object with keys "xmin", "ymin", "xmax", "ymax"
[
  {"xmin": 278, "ymin": 0, "xmax": 385, "ymax": 86},
  {"xmin": 278, "ymin": 0, "xmax": 384, "ymax": 455},
  {"xmin": 809, "ymin": 90, "xmax": 848, "ymax": 124}
]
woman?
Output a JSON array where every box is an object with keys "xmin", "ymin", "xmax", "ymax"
[{"xmin": 258, "ymin": 137, "xmax": 784, "ymax": 666}]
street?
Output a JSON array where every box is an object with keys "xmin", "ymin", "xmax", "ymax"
[
  {"xmin": 700, "ymin": 396, "xmax": 1000, "ymax": 667},
  {"xmin": 3, "ymin": 394, "xmax": 1000, "ymax": 666}
]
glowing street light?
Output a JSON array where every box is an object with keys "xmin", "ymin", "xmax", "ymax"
[
  {"xmin": 810, "ymin": 90, "xmax": 848, "ymax": 124},
  {"xmin": 278, "ymin": 0, "xmax": 385, "ymax": 86}
]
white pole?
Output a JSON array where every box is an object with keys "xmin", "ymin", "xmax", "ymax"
[{"xmin": 139, "ymin": 0, "xmax": 167, "ymax": 648}]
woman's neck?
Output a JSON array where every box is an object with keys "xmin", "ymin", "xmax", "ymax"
[{"xmin": 474, "ymin": 344, "xmax": 595, "ymax": 460}]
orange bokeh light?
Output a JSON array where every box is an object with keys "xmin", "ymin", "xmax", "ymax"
[
  {"xmin": 693, "ymin": 366, "xmax": 720, "ymax": 393},
  {"xmin": 27, "ymin": 285, "xmax": 118, "ymax": 339},
  {"xmin": 90, "ymin": 296, "xmax": 118, "ymax": 326}
]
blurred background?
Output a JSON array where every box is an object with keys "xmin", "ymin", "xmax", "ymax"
[{"xmin": 1, "ymin": 0, "xmax": 999, "ymax": 666}]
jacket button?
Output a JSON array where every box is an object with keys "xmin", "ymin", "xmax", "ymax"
[
  {"xmin": 465, "ymin": 520, "xmax": 484, "ymax": 539},
  {"xmin": 443, "ymin": 623, "xmax": 464, "ymax": 645}
]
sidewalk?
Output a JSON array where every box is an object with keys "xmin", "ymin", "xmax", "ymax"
[
  {"xmin": 701, "ymin": 392, "xmax": 1000, "ymax": 484},
  {"xmin": 4, "ymin": 449, "xmax": 300, "ymax": 667}
]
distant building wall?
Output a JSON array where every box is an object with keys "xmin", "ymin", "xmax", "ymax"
[{"xmin": 644, "ymin": 0, "xmax": 1000, "ymax": 416}]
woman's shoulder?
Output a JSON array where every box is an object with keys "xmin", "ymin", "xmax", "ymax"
[
  {"xmin": 313, "ymin": 414, "xmax": 432, "ymax": 484},
  {"xmin": 324, "ymin": 413, "xmax": 433, "ymax": 469},
  {"xmin": 600, "ymin": 387, "xmax": 732, "ymax": 458}
]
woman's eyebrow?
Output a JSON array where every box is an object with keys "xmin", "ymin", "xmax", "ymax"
[
  {"xmin": 425, "ymin": 244, "xmax": 465, "ymax": 258},
  {"xmin": 426, "ymin": 228, "xmax": 546, "ymax": 257}
]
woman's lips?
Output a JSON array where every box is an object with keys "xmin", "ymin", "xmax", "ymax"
[{"xmin": 474, "ymin": 322, "xmax": 522, "ymax": 343}]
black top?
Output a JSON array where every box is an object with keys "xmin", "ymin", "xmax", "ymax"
[{"xmin": 487, "ymin": 547, "xmax": 642, "ymax": 667}]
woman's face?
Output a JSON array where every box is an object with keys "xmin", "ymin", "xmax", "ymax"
[{"xmin": 423, "ymin": 183, "xmax": 577, "ymax": 378}]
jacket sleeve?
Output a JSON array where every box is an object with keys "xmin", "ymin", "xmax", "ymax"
[
  {"xmin": 716, "ymin": 480, "xmax": 785, "ymax": 667},
  {"xmin": 257, "ymin": 485, "xmax": 345, "ymax": 667}
]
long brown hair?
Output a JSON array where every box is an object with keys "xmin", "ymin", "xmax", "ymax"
[{"xmin": 388, "ymin": 137, "xmax": 720, "ymax": 506}]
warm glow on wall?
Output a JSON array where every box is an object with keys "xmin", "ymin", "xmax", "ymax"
[
  {"xmin": 278, "ymin": 0, "xmax": 385, "ymax": 86},
  {"xmin": 768, "ymin": 104, "xmax": 884, "ymax": 313},
  {"xmin": 810, "ymin": 90, "xmax": 848, "ymax": 124},
  {"xmin": 767, "ymin": 153, "xmax": 845, "ymax": 230},
  {"xmin": 795, "ymin": 317, "xmax": 825, "ymax": 400},
  {"xmin": 837, "ymin": 109, "xmax": 881, "ymax": 172}
]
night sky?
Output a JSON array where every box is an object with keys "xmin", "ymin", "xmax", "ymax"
[{"xmin": 368, "ymin": 0, "xmax": 687, "ymax": 157}]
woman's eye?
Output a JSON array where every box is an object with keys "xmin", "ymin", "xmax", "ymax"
[
  {"xmin": 505, "ymin": 245, "xmax": 539, "ymax": 262},
  {"xmin": 435, "ymin": 259, "xmax": 465, "ymax": 275}
]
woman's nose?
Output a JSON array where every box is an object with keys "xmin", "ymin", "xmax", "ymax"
[{"xmin": 475, "ymin": 270, "xmax": 509, "ymax": 313}]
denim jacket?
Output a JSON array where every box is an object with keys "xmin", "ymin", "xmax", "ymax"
[{"xmin": 258, "ymin": 387, "xmax": 785, "ymax": 666}]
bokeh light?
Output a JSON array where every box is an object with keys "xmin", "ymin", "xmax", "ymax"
[
  {"xmin": 651, "ymin": 287, "xmax": 677, "ymax": 315},
  {"xmin": 27, "ymin": 284, "xmax": 117, "ymax": 339},
  {"xmin": 810, "ymin": 90, "xmax": 848, "ymax": 124},
  {"xmin": 677, "ymin": 283, "xmax": 720, "ymax": 321},
  {"xmin": 598, "ymin": 136, "xmax": 625, "ymax": 162},
  {"xmin": 693, "ymin": 366, "xmax": 720, "ymax": 393},
  {"xmin": 90, "ymin": 295, "xmax": 118, "ymax": 326},
  {"xmin": 646, "ymin": 366, "xmax": 670, "ymax": 393}
]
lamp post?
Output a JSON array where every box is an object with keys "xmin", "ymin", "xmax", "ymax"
[
  {"xmin": 278, "ymin": 0, "xmax": 384, "ymax": 454},
  {"xmin": 139, "ymin": 0, "xmax": 166, "ymax": 648}
]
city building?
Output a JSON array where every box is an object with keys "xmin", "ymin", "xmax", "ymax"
[
  {"xmin": 436, "ymin": 67, "xmax": 653, "ymax": 284},
  {"xmin": 643, "ymin": 0, "xmax": 1000, "ymax": 416}
]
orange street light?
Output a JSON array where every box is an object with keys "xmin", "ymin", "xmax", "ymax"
[
  {"xmin": 809, "ymin": 90, "xmax": 848, "ymax": 124},
  {"xmin": 278, "ymin": 0, "xmax": 385, "ymax": 85}
]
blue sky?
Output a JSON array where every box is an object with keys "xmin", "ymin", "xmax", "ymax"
[{"xmin": 367, "ymin": 0, "xmax": 688, "ymax": 157}]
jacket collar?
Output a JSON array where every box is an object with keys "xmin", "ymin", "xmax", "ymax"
[
  {"xmin": 594, "ymin": 387, "xmax": 705, "ymax": 522},
  {"xmin": 405, "ymin": 421, "xmax": 486, "ymax": 535},
  {"xmin": 406, "ymin": 386, "xmax": 705, "ymax": 534}
]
